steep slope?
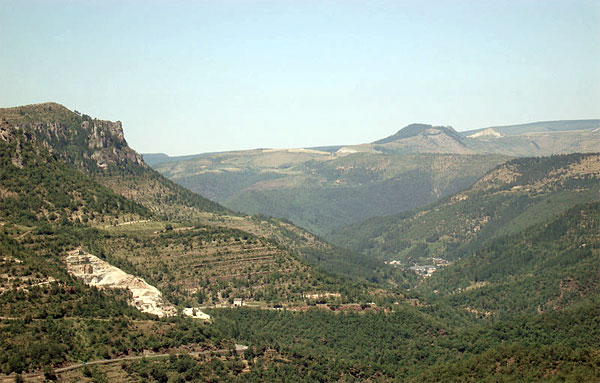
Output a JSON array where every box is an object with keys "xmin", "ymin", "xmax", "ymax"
[
  {"xmin": 0, "ymin": 102, "xmax": 411, "ymax": 378},
  {"xmin": 421, "ymin": 202, "xmax": 600, "ymax": 318},
  {"xmin": 0, "ymin": 103, "xmax": 226, "ymax": 221},
  {"xmin": 0, "ymin": 103, "xmax": 392, "ymax": 283},
  {"xmin": 0, "ymin": 104, "xmax": 392, "ymax": 301},
  {"xmin": 329, "ymin": 153, "xmax": 600, "ymax": 266},
  {"xmin": 2, "ymin": 103, "xmax": 598, "ymax": 382},
  {"xmin": 150, "ymin": 119, "xmax": 599, "ymax": 237},
  {"xmin": 0, "ymin": 120, "xmax": 150, "ymax": 226}
]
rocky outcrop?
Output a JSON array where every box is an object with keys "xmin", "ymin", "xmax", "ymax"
[
  {"xmin": 65, "ymin": 248, "xmax": 176, "ymax": 317},
  {"xmin": 65, "ymin": 248, "xmax": 211, "ymax": 320},
  {"xmin": 0, "ymin": 103, "xmax": 146, "ymax": 172},
  {"xmin": 83, "ymin": 120, "xmax": 145, "ymax": 170},
  {"xmin": 468, "ymin": 128, "xmax": 503, "ymax": 138}
]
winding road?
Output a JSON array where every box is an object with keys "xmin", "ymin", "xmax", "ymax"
[{"xmin": 0, "ymin": 345, "xmax": 247, "ymax": 381}]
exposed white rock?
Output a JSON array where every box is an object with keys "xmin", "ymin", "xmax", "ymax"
[
  {"xmin": 468, "ymin": 128, "xmax": 503, "ymax": 138},
  {"xmin": 336, "ymin": 147, "xmax": 358, "ymax": 154},
  {"xmin": 65, "ymin": 248, "xmax": 176, "ymax": 317},
  {"xmin": 182, "ymin": 307, "xmax": 211, "ymax": 321}
]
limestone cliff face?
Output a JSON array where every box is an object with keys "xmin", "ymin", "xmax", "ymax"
[
  {"xmin": 82, "ymin": 119, "xmax": 145, "ymax": 170},
  {"xmin": 0, "ymin": 102, "xmax": 146, "ymax": 172}
]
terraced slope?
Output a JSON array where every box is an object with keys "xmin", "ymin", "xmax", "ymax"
[
  {"xmin": 96, "ymin": 224, "xmax": 372, "ymax": 307},
  {"xmin": 0, "ymin": 102, "xmax": 405, "ymax": 378},
  {"xmin": 0, "ymin": 102, "xmax": 388, "ymax": 283}
]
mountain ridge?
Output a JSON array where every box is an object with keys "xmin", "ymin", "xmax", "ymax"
[
  {"xmin": 0, "ymin": 101, "xmax": 403, "ymax": 289},
  {"xmin": 327, "ymin": 152, "xmax": 600, "ymax": 268}
]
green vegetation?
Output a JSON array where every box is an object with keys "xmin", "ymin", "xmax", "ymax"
[
  {"xmin": 330, "ymin": 153, "xmax": 600, "ymax": 266},
  {"xmin": 156, "ymin": 150, "xmax": 507, "ymax": 234},
  {"xmin": 94, "ymin": 224, "xmax": 390, "ymax": 307},
  {"xmin": 419, "ymin": 202, "xmax": 600, "ymax": 318},
  {"xmin": 1, "ymin": 104, "xmax": 598, "ymax": 382},
  {"xmin": 0, "ymin": 130, "xmax": 149, "ymax": 226},
  {"xmin": 197, "ymin": 297, "xmax": 599, "ymax": 382}
]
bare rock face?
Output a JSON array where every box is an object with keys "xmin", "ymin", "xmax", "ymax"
[
  {"xmin": 82, "ymin": 120, "xmax": 146, "ymax": 170},
  {"xmin": 0, "ymin": 103, "xmax": 146, "ymax": 172},
  {"xmin": 65, "ymin": 248, "xmax": 211, "ymax": 320},
  {"xmin": 65, "ymin": 248, "xmax": 177, "ymax": 317}
]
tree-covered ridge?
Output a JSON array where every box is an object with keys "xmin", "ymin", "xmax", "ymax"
[
  {"xmin": 195, "ymin": 296, "xmax": 599, "ymax": 383},
  {"xmin": 2, "ymin": 102, "xmax": 368, "ymax": 279},
  {"xmin": 329, "ymin": 153, "xmax": 600, "ymax": 265},
  {"xmin": 419, "ymin": 202, "xmax": 600, "ymax": 318},
  {"xmin": 0, "ymin": 129, "xmax": 150, "ymax": 226},
  {"xmin": 1, "ymin": 102, "xmax": 598, "ymax": 382}
]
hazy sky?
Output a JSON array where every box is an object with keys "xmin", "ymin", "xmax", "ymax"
[{"xmin": 1, "ymin": 0, "xmax": 599, "ymax": 155}]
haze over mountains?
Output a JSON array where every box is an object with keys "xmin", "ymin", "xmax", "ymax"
[
  {"xmin": 146, "ymin": 119, "xmax": 599, "ymax": 235},
  {"xmin": 146, "ymin": 119, "xmax": 600, "ymax": 165}
]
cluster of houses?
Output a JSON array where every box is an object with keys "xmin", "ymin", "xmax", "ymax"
[
  {"xmin": 408, "ymin": 265, "xmax": 437, "ymax": 277},
  {"xmin": 385, "ymin": 257, "xmax": 451, "ymax": 278}
]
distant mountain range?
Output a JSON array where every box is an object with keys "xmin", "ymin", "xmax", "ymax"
[
  {"xmin": 328, "ymin": 152, "xmax": 600, "ymax": 264},
  {"xmin": 145, "ymin": 119, "xmax": 600, "ymax": 166},
  {"xmin": 336, "ymin": 119, "xmax": 600, "ymax": 157},
  {"xmin": 146, "ymin": 119, "xmax": 598, "ymax": 235}
]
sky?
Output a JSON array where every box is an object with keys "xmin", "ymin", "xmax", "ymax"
[{"xmin": 1, "ymin": 0, "xmax": 599, "ymax": 155}]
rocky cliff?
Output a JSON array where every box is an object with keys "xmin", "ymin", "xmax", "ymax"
[{"xmin": 0, "ymin": 102, "xmax": 145, "ymax": 173}]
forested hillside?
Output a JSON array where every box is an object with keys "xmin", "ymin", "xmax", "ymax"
[
  {"xmin": 420, "ymin": 202, "xmax": 600, "ymax": 318},
  {"xmin": 155, "ymin": 149, "xmax": 507, "ymax": 235},
  {"xmin": 0, "ymin": 103, "xmax": 393, "ymax": 284},
  {"xmin": 0, "ymin": 103, "xmax": 598, "ymax": 383},
  {"xmin": 329, "ymin": 153, "xmax": 600, "ymax": 267}
]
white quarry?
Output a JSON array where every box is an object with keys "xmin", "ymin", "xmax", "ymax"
[{"xmin": 65, "ymin": 248, "xmax": 210, "ymax": 321}]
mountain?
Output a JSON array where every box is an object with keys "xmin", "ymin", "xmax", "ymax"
[
  {"xmin": 2, "ymin": 103, "xmax": 400, "ymax": 284},
  {"xmin": 328, "ymin": 153, "xmax": 600, "ymax": 266},
  {"xmin": 149, "ymin": 119, "xmax": 598, "ymax": 237},
  {"xmin": 370, "ymin": 123, "xmax": 476, "ymax": 154},
  {"xmin": 1, "ymin": 103, "xmax": 598, "ymax": 382},
  {"xmin": 463, "ymin": 119, "xmax": 600, "ymax": 136},
  {"xmin": 342, "ymin": 120, "xmax": 600, "ymax": 157},
  {"xmin": 421, "ymin": 201, "xmax": 600, "ymax": 317},
  {"xmin": 374, "ymin": 123, "xmax": 468, "ymax": 145},
  {"xmin": 463, "ymin": 119, "xmax": 600, "ymax": 157},
  {"xmin": 153, "ymin": 149, "xmax": 508, "ymax": 235},
  {"xmin": 0, "ymin": 102, "xmax": 415, "ymax": 376}
]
